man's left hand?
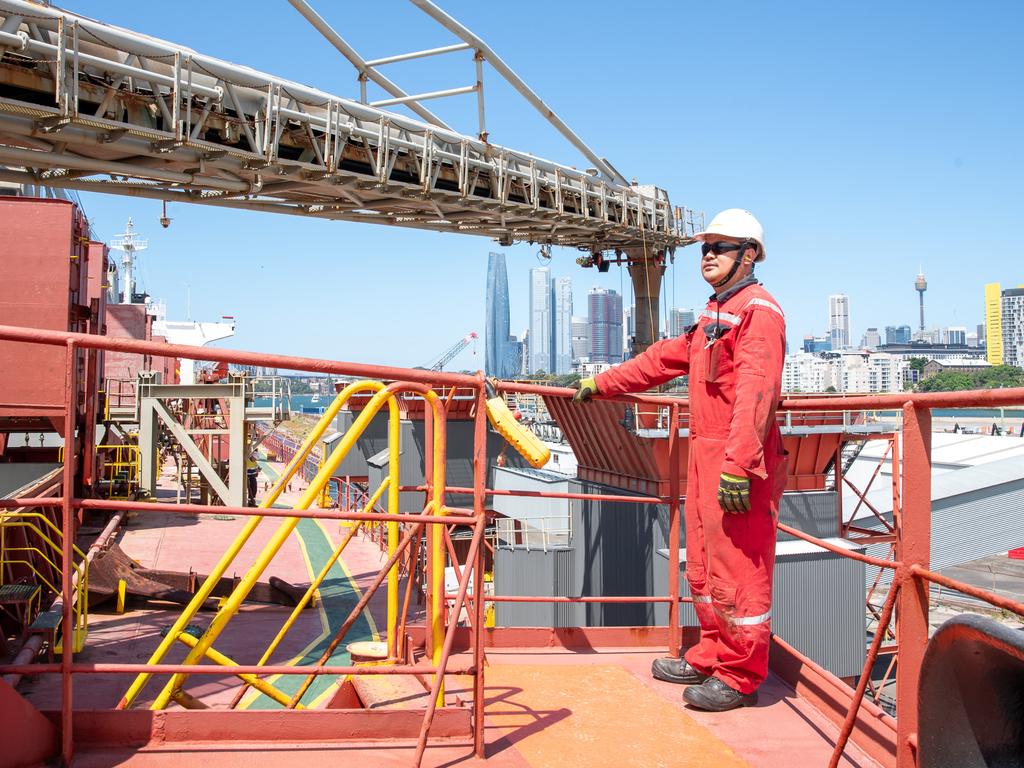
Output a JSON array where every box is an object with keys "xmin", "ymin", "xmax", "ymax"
[{"xmin": 718, "ymin": 473, "xmax": 751, "ymax": 513}]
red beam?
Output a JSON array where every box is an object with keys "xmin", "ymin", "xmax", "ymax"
[
  {"xmin": 402, "ymin": 484, "xmax": 667, "ymax": 504},
  {"xmin": 0, "ymin": 497, "xmax": 480, "ymax": 526},
  {"xmin": 777, "ymin": 522, "xmax": 901, "ymax": 570},
  {"xmin": 47, "ymin": 708, "xmax": 472, "ymax": 745},
  {"xmin": 0, "ymin": 663, "xmax": 473, "ymax": 676},
  {"xmin": 770, "ymin": 635, "xmax": 897, "ymax": 768},
  {"xmin": 0, "ymin": 323, "xmax": 478, "ymax": 387},
  {"xmin": 448, "ymin": 594, "xmax": 691, "ymax": 603},
  {"xmin": 910, "ymin": 564, "xmax": 1024, "ymax": 616}
]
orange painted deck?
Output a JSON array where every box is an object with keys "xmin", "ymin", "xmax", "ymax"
[
  {"xmin": 9, "ymin": 455, "xmax": 889, "ymax": 766},
  {"xmin": 63, "ymin": 648, "xmax": 882, "ymax": 767}
]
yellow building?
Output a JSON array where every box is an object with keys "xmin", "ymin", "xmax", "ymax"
[{"xmin": 985, "ymin": 282, "xmax": 1003, "ymax": 365}]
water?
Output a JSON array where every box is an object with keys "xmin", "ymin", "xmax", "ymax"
[{"xmin": 254, "ymin": 394, "xmax": 326, "ymax": 415}]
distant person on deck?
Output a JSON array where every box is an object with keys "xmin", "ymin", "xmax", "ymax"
[
  {"xmin": 245, "ymin": 453, "xmax": 259, "ymax": 506},
  {"xmin": 573, "ymin": 209, "xmax": 787, "ymax": 712}
]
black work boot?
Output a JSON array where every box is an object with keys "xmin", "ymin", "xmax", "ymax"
[
  {"xmin": 651, "ymin": 657, "xmax": 709, "ymax": 685},
  {"xmin": 682, "ymin": 676, "xmax": 758, "ymax": 711}
]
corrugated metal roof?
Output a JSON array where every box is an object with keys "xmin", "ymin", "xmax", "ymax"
[{"xmin": 846, "ymin": 433, "xmax": 1024, "ymax": 575}]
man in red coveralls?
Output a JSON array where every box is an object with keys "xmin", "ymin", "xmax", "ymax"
[{"xmin": 573, "ymin": 209, "xmax": 787, "ymax": 711}]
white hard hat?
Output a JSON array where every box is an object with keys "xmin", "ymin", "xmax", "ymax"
[{"xmin": 693, "ymin": 208, "xmax": 766, "ymax": 262}]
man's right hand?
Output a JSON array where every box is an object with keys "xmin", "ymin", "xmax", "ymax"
[{"xmin": 573, "ymin": 377, "xmax": 599, "ymax": 403}]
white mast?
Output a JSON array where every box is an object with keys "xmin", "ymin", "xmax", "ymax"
[{"xmin": 109, "ymin": 218, "xmax": 148, "ymax": 304}]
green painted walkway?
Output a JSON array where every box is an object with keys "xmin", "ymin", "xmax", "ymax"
[{"xmin": 240, "ymin": 458, "xmax": 376, "ymax": 709}]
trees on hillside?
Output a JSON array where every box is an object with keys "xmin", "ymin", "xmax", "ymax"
[{"xmin": 916, "ymin": 364, "xmax": 1024, "ymax": 392}]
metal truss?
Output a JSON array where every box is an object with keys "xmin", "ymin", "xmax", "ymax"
[{"xmin": 0, "ymin": 0, "xmax": 691, "ymax": 253}]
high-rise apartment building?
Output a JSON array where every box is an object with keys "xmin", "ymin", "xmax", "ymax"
[
  {"xmin": 528, "ymin": 267, "xmax": 551, "ymax": 373},
  {"xmin": 828, "ymin": 294, "xmax": 851, "ymax": 350},
  {"xmin": 985, "ymin": 283, "xmax": 1005, "ymax": 365},
  {"xmin": 551, "ymin": 277, "xmax": 573, "ymax": 374},
  {"xmin": 485, "ymin": 252, "xmax": 515, "ymax": 377},
  {"xmin": 589, "ymin": 287, "xmax": 623, "ymax": 363},
  {"xmin": 885, "ymin": 325, "xmax": 912, "ymax": 345},
  {"xmin": 783, "ymin": 351, "xmax": 906, "ymax": 394},
  {"xmin": 571, "ymin": 316, "xmax": 589, "ymax": 362},
  {"xmin": 669, "ymin": 308, "xmax": 696, "ymax": 337},
  {"xmin": 985, "ymin": 283, "xmax": 1024, "ymax": 367}
]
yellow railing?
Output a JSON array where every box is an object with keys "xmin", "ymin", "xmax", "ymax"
[
  {"xmin": 0, "ymin": 511, "xmax": 89, "ymax": 651},
  {"xmin": 119, "ymin": 379, "xmax": 446, "ymax": 711},
  {"xmin": 98, "ymin": 443, "xmax": 140, "ymax": 500}
]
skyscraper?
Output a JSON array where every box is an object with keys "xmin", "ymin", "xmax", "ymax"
[
  {"xmin": 589, "ymin": 287, "xmax": 623, "ymax": 363},
  {"xmin": 669, "ymin": 308, "xmax": 696, "ymax": 337},
  {"xmin": 944, "ymin": 327, "xmax": 967, "ymax": 346},
  {"xmin": 551, "ymin": 277, "xmax": 573, "ymax": 374},
  {"xmin": 885, "ymin": 325, "xmax": 912, "ymax": 345},
  {"xmin": 802, "ymin": 335, "xmax": 832, "ymax": 354},
  {"xmin": 528, "ymin": 267, "xmax": 552, "ymax": 373},
  {"xmin": 861, "ymin": 328, "xmax": 881, "ymax": 350},
  {"xmin": 828, "ymin": 294, "xmax": 851, "ymax": 350},
  {"xmin": 571, "ymin": 316, "xmax": 589, "ymax": 362},
  {"xmin": 485, "ymin": 252, "xmax": 513, "ymax": 377},
  {"xmin": 623, "ymin": 306, "xmax": 634, "ymax": 357}
]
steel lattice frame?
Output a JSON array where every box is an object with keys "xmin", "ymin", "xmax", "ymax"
[{"xmin": 0, "ymin": 0, "xmax": 688, "ymax": 253}]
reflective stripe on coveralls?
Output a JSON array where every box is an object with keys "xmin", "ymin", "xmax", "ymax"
[{"xmin": 595, "ymin": 281, "xmax": 787, "ymax": 695}]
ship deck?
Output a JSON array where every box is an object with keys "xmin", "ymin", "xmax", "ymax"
[{"xmin": 14, "ymin": 457, "xmax": 885, "ymax": 767}]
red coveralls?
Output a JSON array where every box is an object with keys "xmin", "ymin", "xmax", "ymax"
[{"xmin": 595, "ymin": 279, "xmax": 787, "ymax": 694}]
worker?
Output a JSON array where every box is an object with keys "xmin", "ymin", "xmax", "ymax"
[
  {"xmin": 573, "ymin": 209, "xmax": 787, "ymax": 712},
  {"xmin": 245, "ymin": 452, "xmax": 259, "ymax": 507}
]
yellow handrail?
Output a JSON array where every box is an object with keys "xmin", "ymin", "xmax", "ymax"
[
  {"xmin": 147, "ymin": 380, "xmax": 401, "ymax": 710},
  {"xmin": 119, "ymin": 381, "xmax": 376, "ymax": 709},
  {"xmin": 98, "ymin": 443, "xmax": 141, "ymax": 499},
  {"xmin": 232, "ymin": 476, "xmax": 391, "ymax": 705},
  {"xmin": 0, "ymin": 512, "xmax": 89, "ymax": 643}
]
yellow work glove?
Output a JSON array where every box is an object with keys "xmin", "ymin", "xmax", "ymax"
[
  {"xmin": 717, "ymin": 472, "xmax": 751, "ymax": 514},
  {"xmin": 572, "ymin": 377, "xmax": 599, "ymax": 403}
]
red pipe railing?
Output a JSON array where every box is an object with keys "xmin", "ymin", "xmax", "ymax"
[{"xmin": 0, "ymin": 322, "xmax": 1022, "ymax": 768}]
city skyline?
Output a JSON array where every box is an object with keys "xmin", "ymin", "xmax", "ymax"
[{"xmin": 62, "ymin": 2, "xmax": 1021, "ymax": 372}]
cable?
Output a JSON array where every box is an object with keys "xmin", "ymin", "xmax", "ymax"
[{"xmin": 639, "ymin": 204, "xmax": 655, "ymax": 348}]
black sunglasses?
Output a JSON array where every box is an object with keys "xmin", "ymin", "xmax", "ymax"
[{"xmin": 701, "ymin": 241, "xmax": 744, "ymax": 257}]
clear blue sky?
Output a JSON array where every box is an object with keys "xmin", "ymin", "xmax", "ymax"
[{"xmin": 70, "ymin": 0, "xmax": 1023, "ymax": 369}]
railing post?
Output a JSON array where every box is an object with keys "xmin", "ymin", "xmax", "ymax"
[
  {"xmin": 667, "ymin": 402, "xmax": 681, "ymax": 657},
  {"xmin": 472, "ymin": 376, "xmax": 487, "ymax": 757},
  {"xmin": 386, "ymin": 396, "xmax": 401, "ymax": 659},
  {"xmin": 423, "ymin": 405, "xmax": 435, "ymax": 660},
  {"xmin": 897, "ymin": 402, "xmax": 930, "ymax": 768},
  {"xmin": 835, "ymin": 440, "xmax": 844, "ymax": 537},
  {"xmin": 61, "ymin": 339, "xmax": 77, "ymax": 765}
]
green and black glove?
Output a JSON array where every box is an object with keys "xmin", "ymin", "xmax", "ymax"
[
  {"xmin": 572, "ymin": 377, "xmax": 599, "ymax": 403},
  {"xmin": 717, "ymin": 472, "xmax": 751, "ymax": 513}
]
